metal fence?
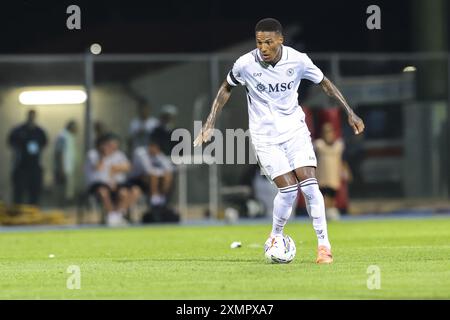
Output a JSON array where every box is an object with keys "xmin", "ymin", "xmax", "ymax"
[{"xmin": 0, "ymin": 52, "xmax": 448, "ymax": 220}]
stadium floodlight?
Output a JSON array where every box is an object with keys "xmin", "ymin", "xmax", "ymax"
[
  {"xmin": 19, "ymin": 90, "xmax": 87, "ymax": 105},
  {"xmin": 90, "ymin": 43, "xmax": 102, "ymax": 55},
  {"xmin": 403, "ymin": 66, "xmax": 417, "ymax": 72}
]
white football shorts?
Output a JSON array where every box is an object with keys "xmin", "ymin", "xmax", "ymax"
[{"xmin": 252, "ymin": 129, "xmax": 317, "ymax": 180}]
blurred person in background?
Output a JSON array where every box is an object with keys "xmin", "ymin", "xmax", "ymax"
[
  {"xmin": 85, "ymin": 133, "xmax": 132, "ymax": 226},
  {"xmin": 8, "ymin": 110, "xmax": 48, "ymax": 205},
  {"xmin": 150, "ymin": 104, "xmax": 178, "ymax": 155},
  {"xmin": 314, "ymin": 122, "xmax": 351, "ymax": 221},
  {"xmin": 252, "ymin": 167, "xmax": 278, "ymax": 218},
  {"xmin": 127, "ymin": 131, "xmax": 174, "ymax": 210},
  {"xmin": 240, "ymin": 164, "xmax": 278, "ymax": 218},
  {"xmin": 128, "ymin": 102, "xmax": 159, "ymax": 153},
  {"xmin": 89, "ymin": 120, "xmax": 108, "ymax": 149},
  {"xmin": 54, "ymin": 120, "xmax": 78, "ymax": 205}
]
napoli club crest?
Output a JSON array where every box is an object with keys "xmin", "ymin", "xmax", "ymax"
[
  {"xmin": 256, "ymin": 83, "xmax": 266, "ymax": 92},
  {"xmin": 286, "ymin": 68, "xmax": 294, "ymax": 76}
]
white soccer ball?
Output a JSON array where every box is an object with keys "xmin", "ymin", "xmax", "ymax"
[{"xmin": 264, "ymin": 234, "xmax": 296, "ymax": 264}]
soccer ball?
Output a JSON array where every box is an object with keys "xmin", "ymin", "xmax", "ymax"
[{"xmin": 264, "ymin": 234, "xmax": 296, "ymax": 263}]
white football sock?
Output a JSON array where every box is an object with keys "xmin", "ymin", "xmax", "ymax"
[
  {"xmin": 299, "ymin": 178, "xmax": 331, "ymax": 249},
  {"xmin": 271, "ymin": 184, "xmax": 298, "ymax": 237}
]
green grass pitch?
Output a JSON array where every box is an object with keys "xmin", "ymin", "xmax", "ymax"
[{"xmin": 0, "ymin": 217, "xmax": 449, "ymax": 299}]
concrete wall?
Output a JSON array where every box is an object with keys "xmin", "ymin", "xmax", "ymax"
[
  {"xmin": 0, "ymin": 87, "xmax": 85, "ymax": 203},
  {"xmin": 0, "ymin": 85, "xmax": 138, "ymax": 204}
]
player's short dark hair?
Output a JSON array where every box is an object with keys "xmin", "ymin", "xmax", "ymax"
[{"xmin": 255, "ymin": 18, "xmax": 283, "ymax": 34}]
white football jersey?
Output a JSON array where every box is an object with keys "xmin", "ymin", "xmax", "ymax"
[{"xmin": 226, "ymin": 45, "xmax": 324, "ymax": 144}]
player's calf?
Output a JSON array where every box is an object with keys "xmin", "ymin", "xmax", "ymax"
[
  {"xmin": 271, "ymin": 184, "xmax": 298, "ymax": 237},
  {"xmin": 299, "ymin": 178, "xmax": 332, "ymax": 256}
]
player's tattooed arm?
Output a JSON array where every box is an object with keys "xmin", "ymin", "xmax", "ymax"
[
  {"xmin": 193, "ymin": 80, "xmax": 234, "ymax": 146},
  {"xmin": 320, "ymin": 76, "xmax": 365, "ymax": 135}
]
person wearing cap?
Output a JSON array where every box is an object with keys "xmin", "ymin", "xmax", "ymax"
[
  {"xmin": 151, "ymin": 104, "xmax": 178, "ymax": 156},
  {"xmin": 128, "ymin": 102, "xmax": 160, "ymax": 153}
]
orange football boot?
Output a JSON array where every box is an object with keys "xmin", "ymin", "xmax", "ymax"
[{"xmin": 316, "ymin": 245, "xmax": 333, "ymax": 264}]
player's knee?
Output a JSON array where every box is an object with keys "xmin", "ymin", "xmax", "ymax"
[
  {"xmin": 96, "ymin": 187, "xmax": 110, "ymax": 199},
  {"xmin": 275, "ymin": 185, "xmax": 298, "ymax": 206},
  {"xmin": 295, "ymin": 167, "xmax": 316, "ymax": 181}
]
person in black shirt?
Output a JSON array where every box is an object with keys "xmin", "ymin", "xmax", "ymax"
[
  {"xmin": 150, "ymin": 104, "xmax": 178, "ymax": 156},
  {"xmin": 8, "ymin": 110, "xmax": 48, "ymax": 205}
]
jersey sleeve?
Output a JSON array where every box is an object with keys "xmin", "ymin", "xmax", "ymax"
[
  {"xmin": 226, "ymin": 59, "xmax": 246, "ymax": 86},
  {"xmin": 301, "ymin": 54, "xmax": 324, "ymax": 84}
]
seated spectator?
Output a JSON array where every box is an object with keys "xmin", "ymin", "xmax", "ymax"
[
  {"xmin": 127, "ymin": 133, "xmax": 174, "ymax": 209},
  {"xmin": 84, "ymin": 133, "xmax": 132, "ymax": 226}
]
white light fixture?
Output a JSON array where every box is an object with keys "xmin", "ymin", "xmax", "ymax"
[
  {"xmin": 403, "ymin": 66, "xmax": 417, "ymax": 73},
  {"xmin": 19, "ymin": 90, "xmax": 87, "ymax": 105},
  {"xmin": 90, "ymin": 43, "xmax": 102, "ymax": 55}
]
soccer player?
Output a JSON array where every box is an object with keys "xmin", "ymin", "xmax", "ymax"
[{"xmin": 194, "ymin": 18, "xmax": 365, "ymax": 264}]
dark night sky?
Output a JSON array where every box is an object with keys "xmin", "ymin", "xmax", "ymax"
[{"xmin": 0, "ymin": 0, "xmax": 443, "ymax": 54}]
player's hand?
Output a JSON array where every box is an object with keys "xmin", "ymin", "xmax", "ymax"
[
  {"xmin": 348, "ymin": 113, "xmax": 365, "ymax": 135},
  {"xmin": 193, "ymin": 120, "xmax": 215, "ymax": 147}
]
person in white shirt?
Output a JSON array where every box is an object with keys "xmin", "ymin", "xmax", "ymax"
[
  {"xmin": 194, "ymin": 18, "xmax": 365, "ymax": 264},
  {"xmin": 128, "ymin": 102, "xmax": 159, "ymax": 152},
  {"xmin": 128, "ymin": 134, "xmax": 174, "ymax": 208},
  {"xmin": 85, "ymin": 134, "xmax": 132, "ymax": 226},
  {"xmin": 54, "ymin": 120, "xmax": 78, "ymax": 204}
]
